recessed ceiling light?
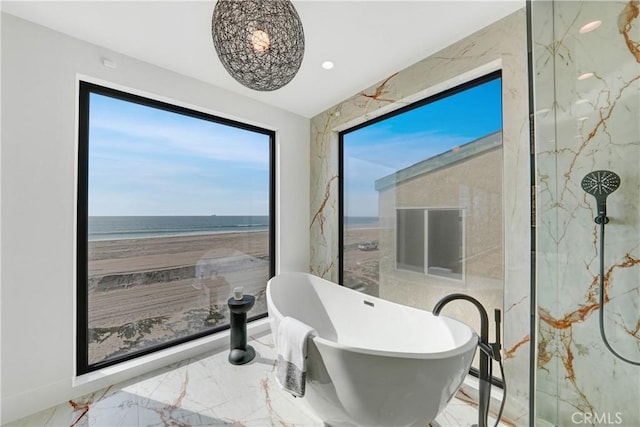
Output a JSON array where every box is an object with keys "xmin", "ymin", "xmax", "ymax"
[
  {"xmin": 579, "ymin": 20, "xmax": 602, "ymax": 34},
  {"xmin": 575, "ymin": 99, "xmax": 589, "ymax": 105},
  {"xmin": 578, "ymin": 116, "xmax": 589, "ymax": 121},
  {"xmin": 322, "ymin": 61, "xmax": 334, "ymax": 70},
  {"xmin": 578, "ymin": 72, "xmax": 594, "ymax": 80}
]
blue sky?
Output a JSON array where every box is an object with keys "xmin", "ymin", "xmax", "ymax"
[
  {"xmin": 88, "ymin": 93, "xmax": 270, "ymax": 216},
  {"xmin": 343, "ymin": 77, "xmax": 502, "ymax": 217},
  {"xmin": 89, "ymin": 77, "xmax": 500, "ymax": 217}
]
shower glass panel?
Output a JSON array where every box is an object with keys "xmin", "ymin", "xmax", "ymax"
[{"xmin": 532, "ymin": 1, "xmax": 640, "ymax": 425}]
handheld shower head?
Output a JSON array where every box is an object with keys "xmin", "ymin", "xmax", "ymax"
[{"xmin": 581, "ymin": 170, "xmax": 620, "ymax": 223}]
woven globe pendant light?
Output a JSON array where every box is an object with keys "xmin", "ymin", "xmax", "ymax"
[{"xmin": 211, "ymin": 0, "xmax": 305, "ymax": 91}]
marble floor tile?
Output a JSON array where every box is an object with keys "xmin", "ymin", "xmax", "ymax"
[{"xmin": 8, "ymin": 332, "xmax": 511, "ymax": 427}]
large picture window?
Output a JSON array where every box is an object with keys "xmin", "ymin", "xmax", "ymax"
[
  {"xmin": 340, "ymin": 71, "xmax": 503, "ymax": 376},
  {"xmin": 77, "ymin": 82, "xmax": 274, "ymax": 374}
]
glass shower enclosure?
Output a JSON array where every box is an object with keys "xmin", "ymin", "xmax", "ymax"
[{"xmin": 531, "ymin": 1, "xmax": 640, "ymax": 425}]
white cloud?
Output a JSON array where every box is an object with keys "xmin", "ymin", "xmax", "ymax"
[{"xmin": 90, "ymin": 111, "xmax": 270, "ymax": 166}]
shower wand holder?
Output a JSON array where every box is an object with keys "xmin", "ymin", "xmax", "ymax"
[
  {"xmin": 594, "ymin": 215, "xmax": 609, "ymax": 225},
  {"xmin": 227, "ymin": 288, "xmax": 256, "ymax": 365}
]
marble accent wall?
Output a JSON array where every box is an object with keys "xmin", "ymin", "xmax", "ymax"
[
  {"xmin": 533, "ymin": 1, "xmax": 640, "ymax": 425},
  {"xmin": 310, "ymin": 9, "xmax": 531, "ymax": 424}
]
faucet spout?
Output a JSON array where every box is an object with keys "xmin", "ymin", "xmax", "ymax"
[
  {"xmin": 433, "ymin": 293, "xmax": 492, "ymax": 427},
  {"xmin": 433, "ymin": 293, "xmax": 489, "ymax": 341}
]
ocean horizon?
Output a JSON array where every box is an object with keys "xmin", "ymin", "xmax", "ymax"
[
  {"xmin": 88, "ymin": 215, "xmax": 380, "ymax": 241},
  {"xmin": 88, "ymin": 215, "xmax": 270, "ymax": 241},
  {"xmin": 345, "ymin": 216, "xmax": 379, "ymax": 228}
]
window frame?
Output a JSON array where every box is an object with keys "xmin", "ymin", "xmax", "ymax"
[
  {"xmin": 338, "ymin": 70, "xmax": 501, "ymax": 285},
  {"xmin": 76, "ymin": 81, "xmax": 275, "ymax": 375}
]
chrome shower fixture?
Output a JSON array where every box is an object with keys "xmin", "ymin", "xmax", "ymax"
[{"xmin": 581, "ymin": 170, "xmax": 620, "ymax": 223}]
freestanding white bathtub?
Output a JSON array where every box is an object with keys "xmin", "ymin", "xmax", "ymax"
[{"xmin": 266, "ymin": 272, "xmax": 478, "ymax": 427}]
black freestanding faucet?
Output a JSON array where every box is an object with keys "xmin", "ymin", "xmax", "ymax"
[{"xmin": 433, "ymin": 293, "xmax": 502, "ymax": 427}]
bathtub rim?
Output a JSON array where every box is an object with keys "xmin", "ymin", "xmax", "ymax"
[{"xmin": 267, "ymin": 272, "xmax": 480, "ymax": 361}]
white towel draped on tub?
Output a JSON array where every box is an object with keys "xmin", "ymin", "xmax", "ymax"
[{"xmin": 276, "ymin": 316, "xmax": 316, "ymax": 397}]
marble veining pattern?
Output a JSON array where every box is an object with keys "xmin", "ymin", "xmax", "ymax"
[
  {"xmin": 533, "ymin": 1, "xmax": 640, "ymax": 425},
  {"xmin": 309, "ymin": 9, "xmax": 530, "ymax": 424},
  {"xmin": 8, "ymin": 333, "xmax": 511, "ymax": 427}
]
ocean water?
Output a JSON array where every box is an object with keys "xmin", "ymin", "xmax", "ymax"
[
  {"xmin": 344, "ymin": 216, "xmax": 379, "ymax": 228},
  {"xmin": 88, "ymin": 216, "xmax": 270, "ymax": 241}
]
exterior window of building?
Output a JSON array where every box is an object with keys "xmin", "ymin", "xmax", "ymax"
[
  {"xmin": 77, "ymin": 82, "xmax": 274, "ymax": 374},
  {"xmin": 396, "ymin": 208, "xmax": 464, "ymax": 281},
  {"xmin": 340, "ymin": 71, "xmax": 502, "ymax": 374},
  {"xmin": 396, "ymin": 209, "xmax": 425, "ymax": 273}
]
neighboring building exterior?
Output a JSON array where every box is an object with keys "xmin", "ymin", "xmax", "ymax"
[{"xmin": 375, "ymin": 131, "xmax": 503, "ymax": 341}]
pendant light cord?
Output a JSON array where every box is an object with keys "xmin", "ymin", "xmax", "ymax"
[{"xmin": 597, "ymin": 220, "xmax": 640, "ymax": 366}]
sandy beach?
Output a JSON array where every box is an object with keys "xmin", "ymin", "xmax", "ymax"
[
  {"xmin": 343, "ymin": 226, "xmax": 381, "ymax": 296},
  {"xmin": 86, "ymin": 227, "xmax": 381, "ymax": 364},
  {"xmin": 87, "ymin": 231, "xmax": 270, "ymax": 364}
]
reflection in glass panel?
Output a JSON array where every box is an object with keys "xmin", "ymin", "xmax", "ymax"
[{"xmin": 341, "ymin": 72, "xmax": 503, "ymax": 370}]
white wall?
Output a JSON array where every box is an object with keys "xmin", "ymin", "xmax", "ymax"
[{"xmin": 0, "ymin": 13, "xmax": 310, "ymax": 423}]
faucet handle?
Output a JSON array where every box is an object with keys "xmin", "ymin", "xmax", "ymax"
[
  {"xmin": 478, "ymin": 340, "xmax": 494, "ymax": 359},
  {"xmin": 479, "ymin": 339, "xmax": 502, "ymax": 362},
  {"xmin": 492, "ymin": 308, "xmax": 502, "ymax": 361},
  {"xmin": 490, "ymin": 343, "xmax": 502, "ymax": 362},
  {"xmin": 494, "ymin": 309, "xmax": 501, "ymax": 346}
]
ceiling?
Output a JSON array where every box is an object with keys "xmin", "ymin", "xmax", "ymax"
[{"xmin": 2, "ymin": 0, "xmax": 524, "ymax": 118}]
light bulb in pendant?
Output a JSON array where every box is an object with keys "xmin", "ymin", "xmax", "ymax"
[{"xmin": 251, "ymin": 29, "xmax": 270, "ymax": 53}]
